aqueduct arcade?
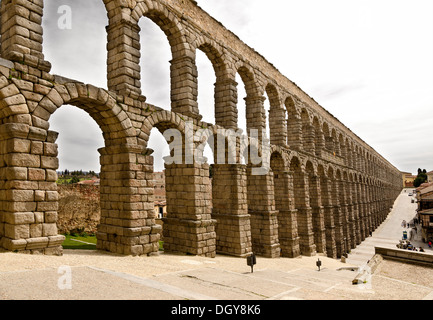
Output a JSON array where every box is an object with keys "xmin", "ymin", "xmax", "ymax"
[{"xmin": 0, "ymin": 0, "xmax": 402, "ymax": 259}]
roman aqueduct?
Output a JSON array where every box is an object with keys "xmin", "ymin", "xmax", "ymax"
[{"xmin": 0, "ymin": 0, "xmax": 402, "ymax": 259}]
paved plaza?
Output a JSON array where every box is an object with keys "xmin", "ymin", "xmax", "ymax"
[{"xmin": 1, "ymin": 189, "xmax": 433, "ymax": 302}]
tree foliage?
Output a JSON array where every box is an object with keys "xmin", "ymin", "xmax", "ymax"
[{"xmin": 414, "ymin": 168, "xmax": 428, "ymax": 188}]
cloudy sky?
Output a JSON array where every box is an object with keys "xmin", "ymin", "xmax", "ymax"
[{"xmin": 42, "ymin": 0, "xmax": 433, "ymax": 174}]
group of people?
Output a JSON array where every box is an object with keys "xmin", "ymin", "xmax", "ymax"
[
  {"xmin": 397, "ymin": 240, "xmax": 425, "ymax": 252},
  {"xmin": 407, "ymin": 245, "xmax": 424, "ymax": 252},
  {"xmin": 401, "ymin": 218, "xmax": 418, "ymax": 229},
  {"xmin": 399, "ymin": 216, "xmax": 427, "ymax": 251}
]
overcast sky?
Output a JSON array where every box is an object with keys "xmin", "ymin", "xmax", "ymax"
[{"xmin": 42, "ymin": 0, "xmax": 433, "ymax": 174}]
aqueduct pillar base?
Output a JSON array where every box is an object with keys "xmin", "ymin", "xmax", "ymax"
[
  {"xmin": 323, "ymin": 206, "xmax": 337, "ymax": 259},
  {"xmin": 0, "ymin": 122, "xmax": 64, "ymax": 255},
  {"xmin": 278, "ymin": 209, "xmax": 300, "ymax": 258},
  {"xmin": 211, "ymin": 164, "xmax": 253, "ymax": 258},
  {"xmin": 247, "ymin": 167, "xmax": 281, "ymax": 258},
  {"xmin": 162, "ymin": 163, "xmax": 216, "ymax": 257},
  {"xmin": 96, "ymin": 145, "xmax": 161, "ymax": 256}
]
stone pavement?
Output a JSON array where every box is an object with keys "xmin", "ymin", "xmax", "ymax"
[{"xmin": 2, "ymin": 189, "xmax": 433, "ymax": 302}]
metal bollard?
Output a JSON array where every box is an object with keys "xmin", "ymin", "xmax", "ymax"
[
  {"xmin": 316, "ymin": 258, "xmax": 322, "ymax": 271},
  {"xmin": 247, "ymin": 253, "xmax": 256, "ymax": 273}
]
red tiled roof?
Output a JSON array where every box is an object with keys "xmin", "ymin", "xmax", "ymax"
[
  {"xmin": 420, "ymin": 184, "xmax": 433, "ymax": 195},
  {"xmin": 77, "ymin": 179, "xmax": 100, "ymax": 185},
  {"xmin": 416, "ymin": 182, "xmax": 433, "ymax": 191}
]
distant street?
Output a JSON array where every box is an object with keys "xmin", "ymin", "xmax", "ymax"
[{"xmin": 347, "ymin": 188, "xmax": 426, "ymax": 265}]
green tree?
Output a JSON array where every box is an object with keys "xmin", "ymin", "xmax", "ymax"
[
  {"xmin": 413, "ymin": 168, "xmax": 427, "ymax": 187},
  {"xmin": 69, "ymin": 176, "xmax": 80, "ymax": 184}
]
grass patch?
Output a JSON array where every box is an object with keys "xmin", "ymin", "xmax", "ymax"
[
  {"xmin": 62, "ymin": 234, "xmax": 165, "ymax": 251},
  {"xmin": 62, "ymin": 234, "xmax": 97, "ymax": 250}
]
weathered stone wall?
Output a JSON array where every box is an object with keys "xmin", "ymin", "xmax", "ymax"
[
  {"xmin": 57, "ymin": 184, "xmax": 100, "ymax": 235},
  {"xmin": 0, "ymin": 0, "xmax": 403, "ymax": 258}
]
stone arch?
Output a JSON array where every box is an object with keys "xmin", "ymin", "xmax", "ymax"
[
  {"xmin": 32, "ymin": 83, "xmax": 135, "ymax": 146},
  {"xmin": 140, "ymin": 110, "xmax": 186, "ymax": 148},
  {"xmin": 0, "ymin": 77, "xmax": 27, "ymax": 122},
  {"xmin": 366, "ymin": 152, "xmax": 372, "ymax": 175},
  {"xmin": 271, "ymin": 150, "xmax": 288, "ymax": 211},
  {"xmin": 244, "ymin": 134, "xmax": 280, "ymax": 258},
  {"xmin": 0, "ymin": 79, "xmax": 160, "ymax": 255},
  {"xmin": 107, "ymin": 0, "xmax": 197, "ymax": 117},
  {"xmin": 51, "ymin": 84, "xmax": 157, "ymax": 256},
  {"xmin": 289, "ymin": 156, "xmax": 316, "ymax": 256},
  {"xmin": 312, "ymin": 116, "xmax": 324, "ymax": 157},
  {"xmin": 361, "ymin": 148, "xmax": 367, "ymax": 173},
  {"xmin": 331, "ymin": 128, "xmax": 340, "ymax": 156},
  {"xmin": 357, "ymin": 144, "xmax": 364, "ymax": 171},
  {"xmin": 141, "ymin": 109, "xmax": 216, "ymax": 179},
  {"xmin": 270, "ymin": 149, "xmax": 299, "ymax": 257},
  {"xmin": 235, "ymin": 64, "xmax": 261, "ymax": 98},
  {"xmin": 331, "ymin": 167, "xmax": 344, "ymax": 257},
  {"xmin": 322, "ymin": 122, "xmax": 333, "ymax": 154},
  {"xmin": 265, "ymin": 83, "xmax": 286, "ymax": 146},
  {"xmin": 346, "ymin": 138, "xmax": 353, "ymax": 167},
  {"xmin": 340, "ymin": 170, "xmax": 352, "ymax": 252},
  {"xmin": 208, "ymin": 124, "xmax": 253, "ymax": 257},
  {"xmin": 306, "ymin": 159, "xmax": 326, "ymax": 254},
  {"xmin": 285, "ymin": 96, "xmax": 302, "ymax": 151},
  {"xmin": 358, "ymin": 147, "xmax": 364, "ymax": 172},
  {"xmin": 289, "ymin": 155, "xmax": 304, "ymax": 206},
  {"xmin": 354, "ymin": 171, "xmax": 366, "ymax": 241},
  {"xmin": 235, "ymin": 63, "xmax": 265, "ymax": 140},
  {"xmin": 193, "ymin": 39, "xmax": 233, "ymax": 128},
  {"xmin": 347, "ymin": 170, "xmax": 359, "ymax": 246},
  {"xmin": 338, "ymin": 133, "xmax": 346, "ymax": 159},
  {"xmin": 301, "ymin": 108, "xmax": 315, "ymax": 154},
  {"xmin": 318, "ymin": 163, "xmax": 337, "ymax": 258},
  {"xmin": 142, "ymin": 109, "xmax": 216, "ymax": 257}
]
